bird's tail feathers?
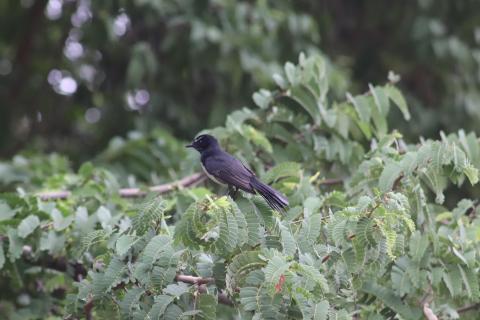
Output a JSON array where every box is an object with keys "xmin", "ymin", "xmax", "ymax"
[{"xmin": 250, "ymin": 178, "xmax": 289, "ymax": 212}]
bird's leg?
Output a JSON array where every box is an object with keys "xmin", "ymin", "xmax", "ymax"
[{"xmin": 227, "ymin": 185, "xmax": 239, "ymax": 199}]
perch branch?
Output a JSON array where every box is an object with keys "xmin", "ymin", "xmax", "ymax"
[
  {"xmin": 457, "ymin": 303, "xmax": 480, "ymax": 314},
  {"xmin": 32, "ymin": 255, "xmax": 235, "ymax": 307},
  {"xmin": 175, "ymin": 274, "xmax": 234, "ymax": 306},
  {"xmin": 318, "ymin": 178, "xmax": 343, "ymax": 186},
  {"xmin": 36, "ymin": 172, "xmax": 207, "ymax": 200},
  {"xmin": 422, "ymin": 303, "xmax": 438, "ymax": 320},
  {"xmin": 175, "ymin": 274, "xmax": 214, "ymax": 285}
]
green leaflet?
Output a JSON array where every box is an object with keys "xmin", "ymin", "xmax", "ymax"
[
  {"xmin": 312, "ymin": 301, "xmax": 329, "ymax": 320},
  {"xmin": 147, "ymin": 295, "xmax": 174, "ymax": 320},
  {"xmin": 263, "ymin": 254, "xmax": 291, "ymax": 287},
  {"xmin": 0, "ymin": 200, "xmax": 16, "ymax": 221},
  {"xmin": 120, "ymin": 287, "xmax": 145, "ymax": 317},
  {"xmin": 17, "ymin": 215, "xmax": 40, "ymax": 238},
  {"xmin": 116, "ymin": 234, "xmax": 138, "ymax": 256},
  {"xmin": 92, "ymin": 257, "xmax": 127, "ymax": 295},
  {"xmin": 239, "ymin": 286, "xmax": 285, "ymax": 319},
  {"xmin": 226, "ymin": 251, "xmax": 265, "ymax": 295},
  {"xmin": 198, "ymin": 294, "xmax": 217, "ymax": 320},
  {"xmin": 80, "ymin": 229, "xmax": 109, "ymax": 255},
  {"xmin": 133, "ymin": 195, "xmax": 166, "ymax": 235},
  {"xmin": 279, "ymin": 222, "xmax": 297, "ymax": 257},
  {"xmin": 384, "ymin": 85, "xmax": 411, "ymax": 120},
  {"xmin": 361, "ymin": 282, "xmax": 422, "ymax": 320},
  {"xmin": 378, "ymin": 160, "xmax": 402, "ymax": 192},
  {"xmin": 262, "ymin": 162, "xmax": 301, "ymax": 185},
  {"xmin": 297, "ymin": 212, "xmax": 322, "ymax": 254}
]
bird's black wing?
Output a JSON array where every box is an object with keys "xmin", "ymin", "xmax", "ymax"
[{"xmin": 203, "ymin": 153, "xmax": 255, "ymax": 193}]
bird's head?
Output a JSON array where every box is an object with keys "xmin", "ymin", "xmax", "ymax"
[{"xmin": 186, "ymin": 134, "xmax": 219, "ymax": 152}]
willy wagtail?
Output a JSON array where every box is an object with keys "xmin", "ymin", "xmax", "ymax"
[{"xmin": 186, "ymin": 134, "xmax": 289, "ymax": 212}]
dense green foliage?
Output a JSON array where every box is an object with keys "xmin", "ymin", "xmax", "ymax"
[
  {"xmin": 2, "ymin": 1, "xmax": 480, "ymax": 319},
  {"xmin": 1, "ymin": 55, "xmax": 480, "ymax": 319}
]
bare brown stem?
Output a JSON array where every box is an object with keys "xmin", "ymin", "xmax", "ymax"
[
  {"xmin": 175, "ymin": 274, "xmax": 214, "ymax": 285},
  {"xmin": 422, "ymin": 303, "xmax": 438, "ymax": 320},
  {"xmin": 36, "ymin": 172, "xmax": 206, "ymax": 200},
  {"xmin": 457, "ymin": 303, "xmax": 480, "ymax": 314}
]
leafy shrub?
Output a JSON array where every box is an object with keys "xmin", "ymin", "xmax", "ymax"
[{"xmin": 1, "ymin": 54, "xmax": 480, "ymax": 319}]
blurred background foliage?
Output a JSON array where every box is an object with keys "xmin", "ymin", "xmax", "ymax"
[{"xmin": 1, "ymin": 0, "xmax": 480, "ymax": 165}]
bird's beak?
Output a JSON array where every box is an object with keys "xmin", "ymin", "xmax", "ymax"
[{"xmin": 185, "ymin": 144, "xmax": 193, "ymax": 148}]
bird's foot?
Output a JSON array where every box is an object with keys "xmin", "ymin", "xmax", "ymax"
[{"xmin": 227, "ymin": 186, "xmax": 239, "ymax": 199}]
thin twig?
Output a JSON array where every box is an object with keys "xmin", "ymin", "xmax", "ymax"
[
  {"xmin": 84, "ymin": 297, "xmax": 94, "ymax": 320},
  {"xmin": 175, "ymin": 274, "xmax": 214, "ymax": 285},
  {"xmin": 457, "ymin": 303, "xmax": 480, "ymax": 314},
  {"xmin": 197, "ymin": 284, "xmax": 234, "ymax": 306},
  {"xmin": 176, "ymin": 275, "xmax": 234, "ymax": 306},
  {"xmin": 318, "ymin": 178, "xmax": 343, "ymax": 186},
  {"xmin": 422, "ymin": 303, "xmax": 438, "ymax": 320},
  {"xmin": 36, "ymin": 172, "xmax": 206, "ymax": 200}
]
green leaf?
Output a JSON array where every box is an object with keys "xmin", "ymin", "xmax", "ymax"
[
  {"xmin": 226, "ymin": 251, "xmax": 265, "ymax": 295},
  {"xmin": 239, "ymin": 285, "xmax": 283, "ymax": 318},
  {"xmin": 198, "ymin": 294, "xmax": 217, "ymax": 320},
  {"xmin": 443, "ymin": 265, "xmax": 462, "ymax": 297},
  {"xmin": 133, "ymin": 195, "xmax": 166, "ymax": 235},
  {"xmin": 243, "ymin": 125, "xmax": 273, "ymax": 153},
  {"xmin": 263, "ymin": 254, "xmax": 291, "ymax": 286},
  {"xmin": 253, "ymin": 89, "xmax": 272, "ymax": 109},
  {"xmin": 385, "ymin": 85, "xmax": 411, "ymax": 120},
  {"xmin": 297, "ymin": 263, "xmax": 329, "ymax": 293},
  {"xmin": 147, "ymin": 295, "xmax": 174, "ymax": 320},
  {"xmin": 312, "ymin": 301, "xmax": 329, "ymax": 320},
  {"xmin": 116, "ymin": 234, "xmax": 137, "ymax": 256},
  {"xmin": 163, "ymin": 283, "xmax": 189, "ymax": 297},
  {"xmin": 40, "ymin": 230, "xmax": 65, "ymax": 255},
  {"xmin": 81, "ymin": 229, "xmax": 108, "ymax": 254},
  {"xmin": 79, "ymin": 162, "xmax": 94, "ymax": 177},
  {"xmin": 279, "ymin": 222, "xmax": 297, "ymax": 257},
  {"xmin": 409, "ymin": 231, "xmax": 429, "ymax": 263},
  {"xmin": 7, "ymin": 228, "xmax": 23, "ymax": 262},
  {"xmin": 215, "ymin": 203, "xmax": 240, "ymax": 254},
  {"xmin": 51, "ymin": 208, "xmax": 73, "ymax": 231},
  {"xmin": 120, "ymin": 287, "xmax": 145, "ymax": 317},
  {"xmin": 18, "ymin": 215, "xmax": 40, "ymax": 238},
  {"xmin": 290, "ymin": 85, "xmax": 321, "ymax": 124},
  {"xmin": 262, "ymin": 162, "xmax": 301, "ymax": 184},
  {"xmin": 361, "ymin": 282, "xmax": 422, "ymax": 319},
  {"xmin": 347, "ymin": 93, "xmax": 371, "ymax": 123},
  {"xmin": 369, "ymin": 84, "xmax": 390, "ymax": 115},
  {"xmin": 92, "ymin": 257, "xmax": 127, "ymax": 295},
  {"xmin": 378, "ymin": 161, "xmax": 402, "ymax": 192},
  {"xmin": 297, "ymin": 213, "xmax": 322, "ymax": 254},
  {"xmin": 0, "ymin": 200, "xmax": 16, "ymax": 221}
]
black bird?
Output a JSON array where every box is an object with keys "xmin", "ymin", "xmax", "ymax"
[{"xmin": 186, "ymin": 134, "xmax": 289, "ymax": 212}]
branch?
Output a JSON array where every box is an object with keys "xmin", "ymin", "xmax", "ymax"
[
  {"xmin": 37, "ymin": 172, "xmax": 206, "ymax": 200},
  {"xmin": 175, "ymin": 274, "xmax": 234, "ymax": 306},
  {"xmin": 175, "ymin": 274, "xmax": 214, "ymax": 285},
  {"xmin": 34, "ymin": 255, "xmax": 234, "ymax": 307},
  {"xmin": 84, "ymin": 298, "xmax": 94, "ymax": 320},
  {"xmin": 457, "ymin": 303, "xmax": 480, "ymax": 314},
  {"xmin": 422, "ymin": 303, "xmax": 438, "ymax": 320},
  {"xmin": 318, "ymin": 178, "xmax": 343, "ymax": 186}
]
